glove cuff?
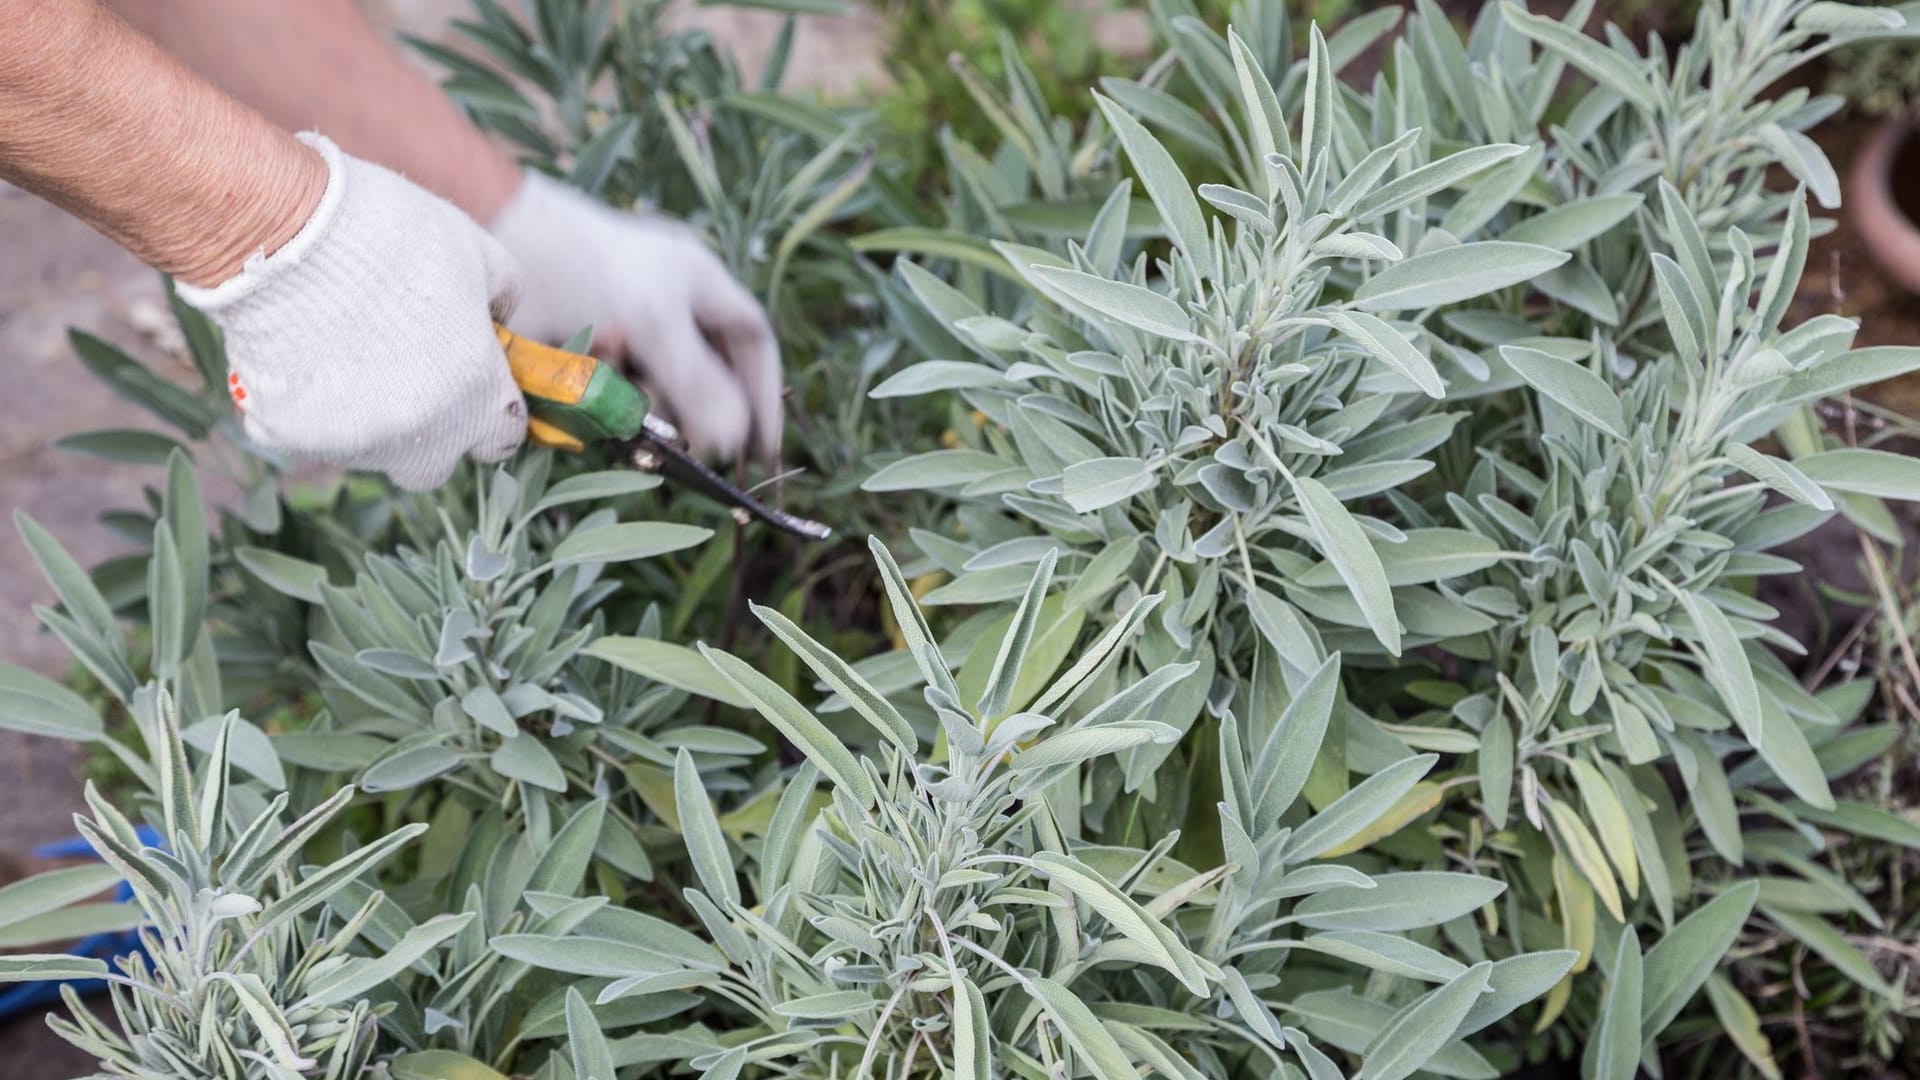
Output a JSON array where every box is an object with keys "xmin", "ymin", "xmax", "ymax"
[{"xmin": 175, "ymin": 133, "xmax": 348, "ymax": 311}]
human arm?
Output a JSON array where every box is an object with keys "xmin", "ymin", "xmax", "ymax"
[
  {"xmin": 1, "ymin": 0, "xmax": 529, "ymax": 489},
  {"xmin": 0, "ymin": 0, "xmax": 326, "ymax": 286},
  {"xmin": 102, "ymin": 0, "xmax": 520, "ymax": 222},
  {"xmin": 106, "ymin": 0, "xmax": 785, "ymax": 461}
]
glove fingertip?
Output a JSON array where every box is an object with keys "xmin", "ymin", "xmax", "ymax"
[{"xmin": 468, "ymin": 391, "xmax": 530, "ymax": 465}]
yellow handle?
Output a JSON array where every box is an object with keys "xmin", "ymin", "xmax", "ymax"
[{"xmin": 495, "ymin": 324, "xmax": 649, "ymax": 452}]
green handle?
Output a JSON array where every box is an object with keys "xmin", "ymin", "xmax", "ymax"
[{"xmin": 496, "ymin": 324, "xmax": 649, "ymax": 450}]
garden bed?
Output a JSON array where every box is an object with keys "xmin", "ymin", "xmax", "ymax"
[{"xmin": 2, "ymin": 2, "xmax": 1919, "ymax": 1079}]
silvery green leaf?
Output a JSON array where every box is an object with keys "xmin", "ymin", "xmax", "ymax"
[
  {"xmin": 1455, "ymin": 950, "xmax": 1579, "ymax": 1037},
  {"xmin": 1297, "ymin": 930, "xmax": 1467, "ymax": 982},
  {"xmin": 1724, "ymin": 445, "xmax": 1833, "ymax": 511},
  {"xmin": 862, "ymin": 450, "xmax": 1009, "ymax": 492},
  {"xmin": 0, "ymin": 903, "xmax": 140, "ymax": 949},
  {"xmin": 584, "ymin": 637, "xmax": 752, "ymax": 708},
  {"xmin": 1326, "ymin": 312, "xmax": 1444, "ymax": 398},
  {"xmin": 1794, "ymin": 448, "xmax": 1920, "ymax": 500},
  {"xmin": 1350, "ymin": 143, "xmax": 1527, "ymax": 220},
  {"xmin": 1361, "ymin": 961, "xmax": 1492, "ymax": 1080},
  {"xmin": 565, "ymin": 987, "xmax": 617, "ymax": 1080},
  {"xmin": 1650, "ymin": 253, "xmax": 1708, "ymax": 361},
  {"xmin": 357, "ymin": 648, "xmax": 438, "ymax": 680},
  {"xmin": 552, "ymin": 522, "xmax": 712, "ymax": 565},
  {"xmin": 1500, "ymin": 345, "xmax": 1626, "ymax": 439},
  {"xmin": 701, "ymin": 644, "xmax": 875, "ymax": 806},
  {"xmin": 54, "ymin": 428, "xmax": 189, "ymax": 466},
  {"xmin": 491, "ymin": 933, "xmax": 688, "ymax": 978},
  {"xmin": 1290, "ymin": 474, "xmax": 1401, "ymax": 655},
  {"xmin": 1289, "ymin": 1030, "xmax": 1349, "ymax": 1080},
  {"xmin": 1301, "ymin": 24, "xmax": 1333, "ymax": 202},
  {"xmin": 1756, "ymin": 124, "xmax": 1839, "ymax": 208},
  {"xmin": 1011, "ymin": 721, "xmax": 1173, "ymax": 773},
  {"xmin": 1312, "ymin": 528, "xmax": 1504, "ymax": 588},
  {"xmin": 208, "ymin": 971, "xmax": 314, "ymax": 1070},
  {"xmin": 183, "ymin": 712, "xmax": 284, "ymax": 790},
  {"xmin": 1098, "ymin": 76, "xmax": 1231, "ymax": 168},
  {"xmin": 775, "ymin": 990, "xmax": 876, "ymax": 1020},
  {"xmin": 1354, "ymin": 243, "xmax": 1568, "ymax": 312},
  {"xmin": 1326, "ymin": 129, "xmax": 1422, "ymax": 217},
  {"xmin": 1062, "ymin": 457, "xmax": 1158, "ymax": 513},
  {"xmin": 1668, "ymin": 589, "xmax": 1763, "ymax": 748},
  {"xmin": 1031, "ymin": 852, "xmax": 1210, "ymax": 994},
  {"xmin": 1586, "ymin": 927, "xmax": 1642, "ymax": 1080},
  {"xmin": 1249, "ymin": 654, "xmax": 1341, "ymax": 825},
  {"xmin": 532, "ymin": 471, "xmax": 662, "ymax": 512},
  {"xmin": 1313, "ymin": 232, "xmax": 1404, "ymax": 261},
  {"xmin": 1798, "ymin": 0, "xmax": 1906, "ymax": 31},
  {"xmin": 1641, "ymin": 881, "xmax": 1757, "ymax": 1036},
  {"xmin": 305, "ymin": 912, "xmax": 473, "ymax": 1005},
  {"xmin": 465, "ymin": 535, "xmax": 512, "ymax": 582},
  {"xmin": 0, "ymin": 865, "xmax": 121, "ymax": 934},
  {"xmin": 676, "ymin": 749, "xmax": 738, "ymax": 907},
  {"xmin": 1439, "ymin": 142, "xmax": 1543, "ymax": 238},
  {"xmin": 0, "ymin": 954, "xmax": 109, "ymax": 982},
  {"xmin": 1500, "ymin": 194, "xmax": 1641, "ymax": 249},
  {"xmin": 980, "ymin": 551, "xmax": 1057, "ymax": 717},
  {"xmin": 1760, "ymin": 905, "xmax": 1898, "ymax": 998},
  {"xmin": 869, "ymin": 538, "xmax": 959, "ymax": 699},
  {"xmin": 360, "ymin": 740, "xmax": 460, "ymax": 792},
  {"xmin": 1094, "ymin": 94, "xmax": 1213, "ymax": 280},
  {"xmin": 1078, "ymin": 661, "xmax": 1201, "ymax": 729},
  {"xmin": 1227, "ymin": 28, "xmax": 1286, "ymax": 182},
  {"xmin": 459, "ymin": 686, "xmax": 520, "ymax": 739},
  {"xmin": 491, "ymin": 736, "xmax": 565, "ymax": 792},
  {"xmin": 1704, "ymin": 977, "xmax": 1780, "ymax": 1080},
  {"xmin": 527, "ymin": 799, "xmax": 606, "ymax": 900},
  {"xmin": 1293, "ymin": 871, "xmax": 1504, "ymax": 931},
  {"xmin": 1031, "ymin": 977, "xmax": 1150, "ymax": 1079},
  {"xmin": 1199, "ymin": 184, "xmax": 1275, "ymax": 233},
  {"xmin": 750, "ymin": 604, "xmax": 914, "ymax": 750},
  {"xmin": 1271, "ymin": 864, "xmax": 1377, "ymax": 900},
  {"xmin": 1535, "ymin": 260, "xmax": 1622, "ymax": 324},
  {"xmin": 1032, "ymin": 267, "xmax": 1199, "ymax": 342},
  {"xmin": 15, "ymin": 513, "xmax": 125, "ymax": 691},
  {"xmin": 1755, "ymin": 698, "xmax": 1834, "ymax": 809},
  {"xmin": 1284, "ymin": 753, "xmax": 1437, "ymax": 861},
  {"xmin": 1500, "ymin": 3, "xmax": 1658, "ymax": 113},
  {"xmin": 871, "ymin": 360, "xmax": 1009, "ymax": 398},
  {"xmin": 390, "ymin": 1051, "xmax": 509, "ymax": 1080}
]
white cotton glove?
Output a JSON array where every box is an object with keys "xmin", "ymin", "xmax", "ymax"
[
  {"xmin": 175, "ymin": 133, "xmax": 527, "ymax": 491},
  {"xmin": 488, "ymin": 172, "xmax": 782, "ymax": 462}
]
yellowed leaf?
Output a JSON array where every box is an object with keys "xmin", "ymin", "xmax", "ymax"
[
  {"xmin": 1570, "ymin": 758, "xmax": 1639, "ymax": 900},
  {"xmin": 1548, "ymin": 801, "xmax": 1623, "ymax": 922},
  {"xmin": 1318, "ymin": 780, "xmax": 1445, "ymax": 858}
]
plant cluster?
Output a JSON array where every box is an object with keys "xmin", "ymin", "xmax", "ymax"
[{"xmin": 2, "ymin": 1, "xmax": 1919, "ymax": 1078}]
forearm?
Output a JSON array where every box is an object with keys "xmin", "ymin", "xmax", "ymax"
[
  {"xmin": 106, "ymin": 0, "xmax": 521, "ymax": 221},
  {"xmin": 0, "ymin": 0, "xmax": 326, "ymax": 287}
]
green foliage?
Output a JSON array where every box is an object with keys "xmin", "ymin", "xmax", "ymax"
[{"xmin": 8, "ymin": 1, "xmax": 1920, "ymax": 1078}]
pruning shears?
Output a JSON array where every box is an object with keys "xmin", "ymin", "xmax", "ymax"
[{"xmin": 496, "ymin": 325, "xmax": 831, "ymax": 541}]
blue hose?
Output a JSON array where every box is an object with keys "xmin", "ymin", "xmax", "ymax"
[{"xmin": 0, "ymin": 827, "xmax": 161, "ymax": 1022}]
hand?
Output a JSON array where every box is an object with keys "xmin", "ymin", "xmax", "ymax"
[
  {"xmin": 489, "ymin": 172, "xmax": 782, "ymax": 462},
  {"xmin": 176, "ymin": 134, "xmax": 527, "ymax": 490}
]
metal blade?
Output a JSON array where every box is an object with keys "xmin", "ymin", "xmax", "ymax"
[{"xmin": 622, "ymin": 416, "xmax": 832, "ymax": 541}]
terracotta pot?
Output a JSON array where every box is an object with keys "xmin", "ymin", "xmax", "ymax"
[{"xmin": 1850, "ymin": 115, "xmax": 1920, "ymax": 295}]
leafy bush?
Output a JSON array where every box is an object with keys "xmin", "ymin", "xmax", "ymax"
[{"xmin": 2, "ymin": 0, "xmax": 1919, "ymax": 1078}]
